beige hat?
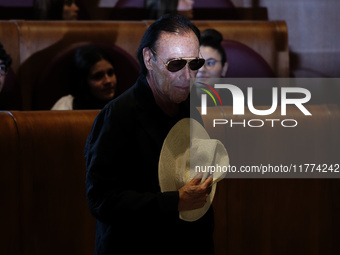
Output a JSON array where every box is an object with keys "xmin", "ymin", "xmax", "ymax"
[{"xmin": 159, "ymin": 118, "xmax": 229, "ymax": 222}]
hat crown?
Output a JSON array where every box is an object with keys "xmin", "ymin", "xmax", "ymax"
[{"xmin": 159, "ymin": 118, "xmax": 229, "ymax": 221}]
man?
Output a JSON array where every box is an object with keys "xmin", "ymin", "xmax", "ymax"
[
  {"xmin": 85, "ymin": 14, "xmax": 214, "ymax": 255},
  {"xmin": 0, "ymin": 43, "xmax": 12, "ymax": 94}
]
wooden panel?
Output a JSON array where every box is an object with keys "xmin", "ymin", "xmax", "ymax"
[
  {"xmin": 209, "ymin": 104, "xmax": 340, "ymax": 255},
  {"xmin": 1, "ymin": 104, "xmax": 339, "ymax": 255},
  {"xmin": 0, "ymin": 21, "xmax": 20, "ymax": 73},
  {"xmin": 0, "ymin": 111, "xmax": 21, "ymax": 255},
  {"xmin": 11, "ymin": 110, "xmax": 99, "ymax": 255},
  {"xmin": 17, "ymin": 21, "xmax": 146, "ymax": 64}
]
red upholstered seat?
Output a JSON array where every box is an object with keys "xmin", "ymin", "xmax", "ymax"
[
  {"xmin": 222, "ymin": 40, "xmax": 275, "ymax": 78},
  {"xmin": 194, "ymin": 0, "xmax": 235, "ymax": 8},
  {"xmin": 219, "ymin": 40, "xmax": 276, "ymax": 105},
  {"xmin": 33, "ymin": 42, "xmax": 140, "ymax": 110}
]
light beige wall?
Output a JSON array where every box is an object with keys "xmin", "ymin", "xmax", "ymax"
[{"xmin": 233, "ymin": 0, "xmax": 340, "ymax": 77}]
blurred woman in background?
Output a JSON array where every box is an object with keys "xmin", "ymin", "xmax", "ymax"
[
  {"xmin": 197, "ymin": 28, "xmax": 228, "ymax": 78},
  {"xmin": 192, "ymin": 28, "xmax": 228, "ymax": 106},
  {"xmin": 34, "ymin": 0, "xmax": 79, "ymax": 20},
  {"xmin": 52, "ymin": 45, "xmax": 117, "ymax": 110}
]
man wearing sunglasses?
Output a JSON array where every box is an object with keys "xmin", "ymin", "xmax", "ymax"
[{"xmin": 85, "ymin": 14, "xmax": 214, "ymax": 255}]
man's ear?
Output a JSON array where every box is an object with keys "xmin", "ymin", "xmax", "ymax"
[
  {"xmin": 143, "ymin": 47, "xmax": 153, "ymax": 71},
  {"xmin": 221, "ymin": 62, "xmax": 228, "ymax": 77}
]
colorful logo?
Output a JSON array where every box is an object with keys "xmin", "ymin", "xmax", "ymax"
[{"xmin": 197, "ymin": 82, "xmax": 223, "ymax": 107}]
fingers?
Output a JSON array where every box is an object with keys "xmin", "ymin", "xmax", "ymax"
[
  {"xmin": 201, "ymin": 175, "xmax": 213, "ymax": 188},
  {"xmin": 178, "ymin": 186, "xmax": 209, "ymax": 211},
  {"xmin": 189, "ymin": 172, "xmax": 203, "ymax": 185},
  {"xmin": 178, "ymin": 173, "xmax": 213, "ymax": 211},
  {"xmin": 189, "ymin": 175, "xmax": 213, "ymax": 198},
  {"xmin": 187, "ymin": 173, "xmax": 213, "ymax": 192}
]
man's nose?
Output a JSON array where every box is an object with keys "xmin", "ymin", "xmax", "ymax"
[{"xmin": 180, "ymin": 64, "xmax": 193, "ymax": 80}]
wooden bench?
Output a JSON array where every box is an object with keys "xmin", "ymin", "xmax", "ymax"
[
  {"xmin": 0, "ymin": 20, "xmax": 289, "ymax": 110},
  {"xmin": 1, "ymin": 104, "xmax": 339, "ymax": 255}
]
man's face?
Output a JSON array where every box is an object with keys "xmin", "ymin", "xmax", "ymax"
[{"xmin": 147, "ymin": 31, "xmax": 200, "ymax": 104}]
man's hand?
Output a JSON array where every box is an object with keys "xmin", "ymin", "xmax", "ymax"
[{"xmin": 178, "ymin": 174, "xmax": 213, "ymax": 211}]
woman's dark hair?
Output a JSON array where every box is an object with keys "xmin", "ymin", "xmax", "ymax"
[
  {"xmin": 71, "ymin": 45, "xmax": 116, "ymax": 109},
  {"xmin": 200, "ymin": 28, "xmax": 227, "ymax": 64},
  {"xmin": 137, "ymin": 13, "xmax": 200, "ymax": 77},
  {"xmin": 0, "ymin": 43, "xmax": 12, "ymax": 70},
  {"xmin": 34, "ymin": 0, "xmax": 64, "ymax": 20}
]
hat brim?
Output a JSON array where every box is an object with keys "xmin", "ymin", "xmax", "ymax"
[{"xmin": 159, "ymin": 118, "xmax": 224, "ymax": 222}]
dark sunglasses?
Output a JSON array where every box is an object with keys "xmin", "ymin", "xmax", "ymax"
[
  {"xmin": 89, "ymin": 68, "xmax": 115, "ymax": 81},
  {"xmin": 150, "ymin": 48, "xmax": 205, "ymax": 73}
]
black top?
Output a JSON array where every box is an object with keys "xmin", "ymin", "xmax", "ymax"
[{"xmin": 85, "ymin": 75, "xmax": 214, "ymax": 255}]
